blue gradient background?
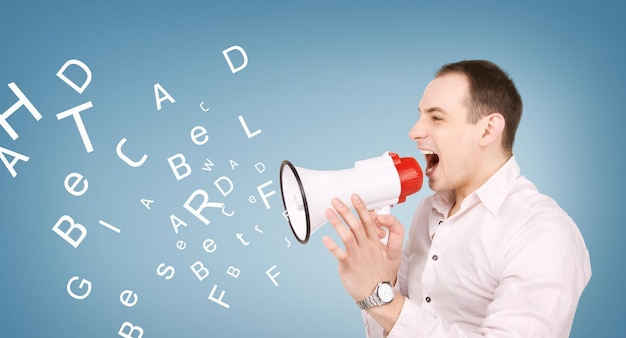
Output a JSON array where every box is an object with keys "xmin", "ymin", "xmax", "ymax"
[{"xmin": 1, "ymin": 1, "xmax": 623, "ymax": 337}]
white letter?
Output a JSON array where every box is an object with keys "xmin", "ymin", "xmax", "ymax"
[
  {"xmin": 238, "ymin": 115, "xmax": 262, "ymax": 138},
  {"xmin": 183, "ymin": 189, "xmax": 224, "ymax": 225},
  {"xmin": 118, "ymin": 322, "xmax": 144, "ymax": 338},
  {"xmin": 140, "ymin": 199, "xmax": 154, "ymax": 210},
  {"xmin": 226, "ymin": 266, "xmax": 240, "ymax": 278},
  {"xmin": 56, "ymin": 101, "xmax": 95, "ymax": 153},
  {"xmin": 1, "ymin": 82, "xmax": 42, "ymax": 140},
  {"xmin": 190, "ymin": 126, "xmax": 209, "ymax": 145},
  {"xmin": 222, "ymin": 205, "xmax": 235, "ymax": 217},
  {"xmin": 254, "ymin": 162, "xmax": 265, "ymax": 174},
  {"xmin": 52, "ymin": 215, "xmax": 87, "ymax": 248},
  {"xmin": 120, "ymin": 290, "xmax": 138, "ymax": 307},
  {"xmin": 56, "ymin": 59, "xmax": 92, "ymax": 94},
  {"xmin": 191, "ymin": 261, "xmax": 210, "ymax": 281},
  {"xmin": 0, "ymin": 146, "xmax": 29, "ymax": 178},
  {"xmin": 170, "ymin": 214, "xmax": 188, "ymax": 234},
  {"xmin": 64, "ymin": 172, "xmax": 88, "ymax": 197},
  {"xmin": 156, "ymin": 263, "xmax": 175, "ymax": 280},
  {"xmin": 214, "ymin": 176, "xmax": 234, "ymax": 197},
  {"xmin": 154, "ymin": 83, "xmax": 175, "ymax": 110},
  {"xmin": 257, "ymin": 180, "xmax": 276, "ymax": 210},
  {"xmin": 167, "ymin": 153, "xmax": 191, "ymax": 181},
  {"xmin": 202, "ymin": 158, "xmax": 214, "ymax": 171},
  {"xmin": 202, "ymin": 239, "xmax": 217, "ymax": 253},
  {"xmin": 229, "ymin": 159, "xmax": 239, "ymax": 170},
  {"xmin": 266, "ymin": 265, "xmax": 280, "ymax": 286},
  {"xmin": 208, "ymin": 284, "xmax": 230, "ymax": 309},
  {"xmin": 67, "ymin": 276, "xmax": 92, "ymax": 300},
  {"xmin": 236, "ymin": 233, "xmax": 250, "ymax": 246},
  {"xmin": 222, "ymin": 45, "xmax": 248, "ymax": 74},
  {"xmin": 116, "ymin": 138, "xmax": 147, "ymax": 167}
]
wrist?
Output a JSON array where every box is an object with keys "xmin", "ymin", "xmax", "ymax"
[{"xmin": 366, "ymin": 293, "xmax": 405, "ymax": 334}]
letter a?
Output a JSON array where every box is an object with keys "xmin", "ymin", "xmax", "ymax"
[
  {"xmin": 0, "ymin": 146, "xmax": 29, "ymax": 178},
  {"xmin": 154, "ymin": 83, "xmax": 175, "ymax": 110},
  {"xmin": 222, "ymin": 46, "xmax": 248, "ymax": 74}
]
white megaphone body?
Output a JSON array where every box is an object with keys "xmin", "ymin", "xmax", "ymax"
[{"xmin": 279, "ymin": 151, "xmax": 423, "ymax": 244}]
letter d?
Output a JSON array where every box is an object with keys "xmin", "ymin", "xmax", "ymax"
[{"xmin": 222, "ymin": 46, "xmax": 248, "ymax": 74}]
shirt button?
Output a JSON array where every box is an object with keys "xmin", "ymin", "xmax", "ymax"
[
  {"xmin": 432, "ymin": 255, "xmax": 438, "ymax": 261},
  {"xmin": 425, "ymin": 296, "xmax": 431, "ymax": 303}
]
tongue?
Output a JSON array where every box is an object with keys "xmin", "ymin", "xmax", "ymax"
[{"xmin": 426, "ymin": 155, "xmax": 439, "ymax": 174}]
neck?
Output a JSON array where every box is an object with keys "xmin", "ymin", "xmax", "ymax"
[{"xmin": 449, "ymin": 152, "xmax": 512, "ymax": 218}]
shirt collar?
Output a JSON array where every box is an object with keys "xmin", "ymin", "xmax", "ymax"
[{"xmin": 432, "ymin": 156, "xmax": 520, "ymax": 217}]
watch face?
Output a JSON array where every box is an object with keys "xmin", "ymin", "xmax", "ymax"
[{"xmin": 377, "ymin": 283, "xmax": 394, "ymax": 303}]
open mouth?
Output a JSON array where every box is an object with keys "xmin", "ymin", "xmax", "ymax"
[{"xmin": 421, "ymin": 149, "xmax": 440, "ymax": 175}]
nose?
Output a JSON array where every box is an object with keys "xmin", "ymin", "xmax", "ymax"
[{"xmin": 408, "ymin": 116, "xmax": 427, "ymax": 141}]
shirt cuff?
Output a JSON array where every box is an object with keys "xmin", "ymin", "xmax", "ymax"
[{"xmin": 386, "ymin": 297, "xmax": 435, "ymax": 337}]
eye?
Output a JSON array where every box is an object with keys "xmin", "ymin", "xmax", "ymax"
[{"xmin": 431, "ymin": 115, "xmax": 443, "ymax": 121}]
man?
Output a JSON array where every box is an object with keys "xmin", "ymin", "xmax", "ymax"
[{"xmin": 322, "ymin": 60, "xmax": 591, "ymax": 337}]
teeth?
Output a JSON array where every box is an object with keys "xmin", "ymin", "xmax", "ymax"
[{"xmin": 420, "ymin": 149, "xmax": 435, "ymax": 155}]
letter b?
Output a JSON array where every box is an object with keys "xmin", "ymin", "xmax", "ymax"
[
  {"xmin": 191, "ymin": 261, "xmax": 209, "ymax": 281},
  {"xmin": 52, "ymin": 215, "xmax": 87, "ymax": 248},
  {"xmin": 167, "ymin": 153, "xmax": 191, "ymax": 181}
]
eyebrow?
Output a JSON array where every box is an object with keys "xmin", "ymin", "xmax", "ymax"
[{"xmin": 418, "ymin": 106, "xmax": 449, "ymax": 115}]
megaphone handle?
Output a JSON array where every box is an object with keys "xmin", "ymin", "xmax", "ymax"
[{"xmin": 374, "ymin": 206, "xmax": 391, "ymax": 245}]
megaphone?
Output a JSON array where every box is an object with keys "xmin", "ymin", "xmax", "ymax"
[{"xmin": 279, "ymin": 151, "xmax": 423, "ymax": 244}]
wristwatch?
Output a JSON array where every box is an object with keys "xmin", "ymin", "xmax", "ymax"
[{"xmin": 355, "ymin": 281, "xmax": 395, "ymax": 310}]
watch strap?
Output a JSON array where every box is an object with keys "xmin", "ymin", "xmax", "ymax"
[{"xmin": 355, "ymin": 281, "xmax": 393, "ymax": 310}]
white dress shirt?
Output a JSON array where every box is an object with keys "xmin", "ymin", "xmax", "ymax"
[{"xmin": 364, "ymin": 156, "xmax": 591, "ymax": 337}]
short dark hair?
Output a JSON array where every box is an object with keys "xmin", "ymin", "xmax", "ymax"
[{"xmin": 436, "ymin": 60, "xmax": 523, "ymax": 154}]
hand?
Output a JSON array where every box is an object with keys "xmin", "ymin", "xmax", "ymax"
[{"xmin": 322, "ymin": 194, "xmax": 404, "ymax": 301}]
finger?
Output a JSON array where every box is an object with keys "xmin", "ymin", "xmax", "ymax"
[
  {"xmin": 377, "ymin": 227, "xmax": 387, "ymax": 239},
  {"xmin": 350, "ymin": 194, "xmax": 378, "ymax": 241},
  {"xmin": 377, "ymin": 214, "xmax": 404, "ymax": 246},
  {"xmin": 322, "ymin": 235, "xmax": 347, "ymax": 261},
  {"xmin": 325, "ymin": 208, "xmax": 358, "ymax": 250},
  {"xmin": 331, "ymin": 198, "xmax": 368, "ymax": 245}
]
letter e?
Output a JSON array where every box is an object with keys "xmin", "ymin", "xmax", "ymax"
[
  {"xmin": 120, "ymin": 290, "xmax": 138, "ymax": 307},
  {"xmin": 64, "ymin": 172, "xmax": 88, "ymax": 197}
]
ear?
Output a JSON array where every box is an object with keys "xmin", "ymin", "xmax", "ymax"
[{"xmin": 479, "ymin": 113, "xmax": 505, "ymax": 147}]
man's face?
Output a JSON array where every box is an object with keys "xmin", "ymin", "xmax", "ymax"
[{"xmin": 409, "ymin": 72, "xmax": 485, "ymax": 194}]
